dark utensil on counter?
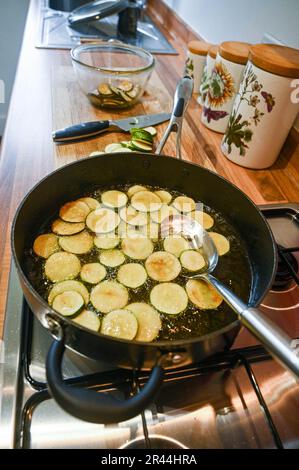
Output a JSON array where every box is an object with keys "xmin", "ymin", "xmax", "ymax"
[
  {"xmin": 162, "ymin": 214, "xmax": 299, "ymax": 377},
  {"xmin": 68, "ymin": 0, "xmax": 129, "ymax": 26},
  {"xmin": 52, "ymin": 112, "xmax": 170, "ymax": 142},
  {"xmin": 12, "ymin": 75, "xmax": 297, "ymax": 425}
]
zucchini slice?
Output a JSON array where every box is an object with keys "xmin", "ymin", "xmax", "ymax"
[
  {"xmin": 172, "ymin": 196, "xmax": 196, "ymax": 213},
  {"xmin": 154, "ymin": 190, "xmax": 172, "ymax": 205},
  {"xmin": 118, "ymin": 80, "xmax": 133, "ymax": 92},
  {"xmin": 127, "ymin": 185, "xmax": 148, "ymax": 198},
  {"xmin": 89, "ymin": 151, "xmax": 105, "ymax": 156},
  {"xmin": 180, "ymin": 250, "xmax": 205, "ymax": 272},
  {"xmin": 59, "ymin": 200, "xmax": 90, "ymax": 223},
  {"xmin": 94, "ymin": 233, "xmax": 119, "ymax": 249},
  {"xmin": 48, "ymin": 280, "xmax": 89, "ymax": 305},
  {"xmin": 52, "ymin": 219, "xmax": 85, "ymax": 236},
  {"xmin": 131, "ymin": 140, "xmax": 152, "ymax": 152},
  {"xmin": 189, "ymin": 211, "xmax": 214, "ymax": 230},
  {"xmin": 130, "ymin": 128, "xmax": 153, "ymax": 144},
  {"xmin": 143, "ymin": 126, "xmax": 157, "ymax": 136},
  {"xmin": 59, "ymin": 230, "xmax": 93, "ymax": 255},
  {"xmin": 73, "ymin": 309, "xmax": 101, "ymax": 332},
  {"xmin": 86, "ymin": 208, "xmax": 120, "ymax": 234},
  {"xmin": 163, "ymin": 235, "xmax": 189, "ymax": 257},
  {"xmin": 99, "ymin": 249, "xmax": 125, "ymax": 268},
  {"xmin": 208, "ymin": 232, "xmax": 230, "ymax": 256},
  {"xmin": 52, "ymin": 290, "xmax": 84, "ymax": 316},
  {"xmin": 33, "ymin": 233, "xmax": 59, "ymax": 258},
  {"xmin": 90, "ymin": 280, "xmax": 129, "ymax": 313},
  {"xmin": 105, "ymin": 143, "xmax": 124, "ymax": 153},
  {"xmin": 121, "ymin": 235, "xmax": 154, "ymax": 260},
  {"xmin": 140, "ymin": 222, "xmax": 160, "ymax": 241},
  {"xmin": 78, "ymin": 197, "xmax": 101, "ymax": 210},
  {"xmin": 150, "ymin": 205, "xmax": 179, "ymax": 224},
  {"xmin": 145, "ymin": 251, "xmax": 181, "ymax": 282},
  {"xmin": 150, "ymin": 283, "xmax": 188, "ymax": 315},
  {"xmin": 117, "ymin": 263, "xmax": 147, "ymax": 289},
  {"xmin": 119, "ymin": 205, "xmax": 148, "ymax": 226},
  {"xmin": 80, "ymin": 263, "xmax": 106, "ymax": 284},
  {"xmin": 101, "ymin": 309, "xmax": 138, "ymax": 340},
  {"xmin": 125, "ymin": 302, "xmax": 161, "ymax": 342},
  {"xmin": 45, "ymin": 252, "xmax": 81, "ymax": 282},
  {"xmin": 101, "ymin": 190, "xmax": 128, "ymax": 209},
  {"xmin": 98, "ymin": 83, "xmax": 113, "ymax": 95},
  {"xmin": 131, "ymin": 191, "xmax": 163, "ymax": 213},
  {"xmin": 186, "ymin": 279, "xmax": 223, "ymax": 309}
]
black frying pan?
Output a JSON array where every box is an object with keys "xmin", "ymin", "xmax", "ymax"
[{"xmin": 11, "ymin": 77, "xmax": 299, "ymax": 425}]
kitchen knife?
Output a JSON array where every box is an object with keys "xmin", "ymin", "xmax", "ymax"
[{"xmin": 52, "ymin": 112, "xmax": 171, "ymax": 143}]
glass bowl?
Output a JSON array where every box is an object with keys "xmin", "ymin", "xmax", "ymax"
[{"xmin": 71, "ymin": 42, "xmax": 155, "ymax": 109}]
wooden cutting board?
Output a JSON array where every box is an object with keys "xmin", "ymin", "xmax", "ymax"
[{"xmin": 51, "ymin": 66, "xmax": 174, "ymax": 166}]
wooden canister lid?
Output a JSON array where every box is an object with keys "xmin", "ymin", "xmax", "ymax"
[
  {"xmin": 219, "ymin": 41, "xmax": 251, "ymax": 65},
  {"xmin": 187, "ymin": 40, "xmax": 210, "ymax": 56},
  {"xmin": 208, "ymin": 45, "xmax": 219, "ymax": 59},
  {"xmin": 249, "ymin": 44, "xmax": 299, "ymax": 78}
]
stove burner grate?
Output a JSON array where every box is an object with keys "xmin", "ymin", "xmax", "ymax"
[{"xmin": 273, "ymin": 245, "xmax": 299, "ymax": 290}]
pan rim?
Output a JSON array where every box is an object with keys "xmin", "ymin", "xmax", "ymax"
[{"xmin": 11, "ymin": 152, "xmax": 278, "ymax": 349}]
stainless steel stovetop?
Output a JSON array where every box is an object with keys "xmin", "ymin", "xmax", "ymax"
[
  {"xmin": 0, "ymin": 203, "xmax": 299, "ymax": 449},
  {"xmin": 36, "ymin": 0, "xmax": 177, "ymax": 54}
]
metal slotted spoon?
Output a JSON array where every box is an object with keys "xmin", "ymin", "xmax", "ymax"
[{"xmin": 160, "ymin": 214, "xmax": 299, "ymax": 378}]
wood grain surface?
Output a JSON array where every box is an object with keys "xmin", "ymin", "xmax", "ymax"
[{"xmin": 0, "ymin": 0, "xmax": 298, "ymax": 336}]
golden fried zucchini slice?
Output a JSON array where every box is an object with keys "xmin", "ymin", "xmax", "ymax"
[
  {"xmin": 150, "ymin": 283, "xmax": 188, "ymax": 315},
  {"xmin": 78, "ymin": 197, "xmax": 101, "ymax": 210},
  {"xmin": 45, "ymin": 252, "xmax": 81, "ymax": 282},
  {"xmin": 154, "ymin": 190, "xmax": 172, "ymax": 205},
  {"xmin": 150, "ymin": 205, "xmax": 179, "ymax": 224},
  {"xmin": 186, "ymin": 279, "xmax": 223, "ymax": 309},
  {"xmin": 127, "ymin": 185, "xmax": 148, "ymax": 198},
  {"xmin": 58, "ymin": 230, "xmax": 93, "ymax": 254},
  {"xmin": 52, "ymin": 219, "xmax": 85, "ymax": 236},
  {"xmin": 131, "ymin": 191, "xmax": 162, "ymax": 213},
  {"xmin": 209, "ymin": 232, "xmax": 230, "ymax": 256},
  {"xmin": 117, "ymin": 263, "xmax": 147, "ymax": 288},
  {"xmin": 163, "ymin": 235, "xmax": 189, "ymax": 257},
  {"xmin": 121, "ymin": 235, "xmax": 154, "ymax": 260},
  {"xmin": 119, "ymin": 205, "xmax": 148, "ymax": 226},
  {"xmin": 125, "ymin": 302, "xmax": 161, "ymax": 342},
  {"xmin": 59, "ymin": 200, "xmax": 90, "ymax": 223},
  {"xmin": 90, "ymin": 280, "xmax": 129, "ymax": 313},
  {"xmin": 99, "ymin": 249, "xmax": 125, "ymax": 268},
  {"xmin": 86, "ymin": 207, "xmax": 120, "ymax": 233},
  {"xmin": 189, "ymin": 211, "xmax": 214, "ymax": 230},
  {"xmin": 33, "ymin": 233, "xmax": 59, "ymax": 258},
  {"xmin": 94, "ymin": 233, "xmax": 120, "ymax": 249},
  {"xmin": 48, "ymin": 280, "xmax": 89, "ymax": 305},
  {"xmin": 180, "ymin": 250, "xmax": 205, "ymax": 272},
  {"xmin": 80, "ymin": 263, "xmax": 106, "ymax": 284},
  {"xmin": 145, "ymin": 251, "xmax": 181, "ymax": 282},
  {"xmin": 101, "ymin": 309, "xmax": 138, "ymax": 340},
  {"xmin": 52, "ymin": 291, "xmax": 84, "ymax": 316},
  {"xmin": 172, "ymin": 196, "xmax": 196, "ymax": 213},
  {"xmin": 101, "ymin": 190, "xmax": 128, "ymax": 209},
  {"xmin": 73, "ymin": 309, "xmax": 101, "ymax": 331}
]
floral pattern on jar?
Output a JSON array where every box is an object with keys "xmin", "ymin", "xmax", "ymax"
[
  {"xmin": 203, "ymin": 61, "xmax": 235, "ymax": 120},
  {"xmin": 222, "ymin": 63, "xmax": 276, "ymax": 156}
]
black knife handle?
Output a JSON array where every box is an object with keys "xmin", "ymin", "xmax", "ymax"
[{"xmin": 52, "ymin": 120, "xmax": 111, "ymax": 143}]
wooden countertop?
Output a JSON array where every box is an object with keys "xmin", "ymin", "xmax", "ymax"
[{"xmin": 0, "ymin": 0, "xmax": 298, "ymax": 336}]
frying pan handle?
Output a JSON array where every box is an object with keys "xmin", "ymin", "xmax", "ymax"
[
  {"xmin": 46, "ymin": 336, "xmax": 164, "ymax": 424},
  {"xmin": 206, "ymin": 274, "xmax": 299, "ymax": 378},
  {"xmin": 155, "ymin": 75, "xmax": 193, "ymax": 159}
]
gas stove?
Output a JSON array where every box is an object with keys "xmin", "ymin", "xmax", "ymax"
[{"xmin": 0, "ymin": 203, "xmax": 298, "ymax": 449}]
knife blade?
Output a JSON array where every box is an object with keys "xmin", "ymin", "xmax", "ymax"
[{"xmin": 52, "ymin": 112, "xmax": 171, "ymax": 143}]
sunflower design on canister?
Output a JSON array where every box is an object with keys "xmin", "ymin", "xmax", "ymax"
[{"xmin": 206, "ymin": 61, "xmax": 235, "ymax": 107}]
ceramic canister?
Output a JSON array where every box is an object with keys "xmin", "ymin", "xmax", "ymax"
[
  {"xmin": 198, "ymin": 45, "xmax": 219, "ymax": 105},
  {"xmin": 185, "ymin": 41, "xmax": 211, "ymax": 93},
  {"xmin": 221, "ymin": 44, "xmax": 299, "ymax": 169},
  {"xmin": 201, "ymin": 41, "xmax": 251, "ymax": 133}
]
